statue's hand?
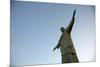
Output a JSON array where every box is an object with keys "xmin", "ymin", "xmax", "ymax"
[
  {"xmin": 53, "ymin": 44, "xmax": 60, "ymax": 51},
  {"xmin": 53, "ymin": 47, "xmax": 56, "ymax": 51},
  {"xmin": 73, "ymin": 9, "xmax": 76, "ymax": 17}
]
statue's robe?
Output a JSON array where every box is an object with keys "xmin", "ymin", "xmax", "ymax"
[
  {"xmin": 56, "ymin": 10, "xmax": 79, "ymax": 63},
  {"xmin": 58, "ymin": 30, "xmax": 79, "ymax": 63}
]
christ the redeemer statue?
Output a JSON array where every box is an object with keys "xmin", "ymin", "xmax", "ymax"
[{"xmin": 53, "ymin": 9, "xmax": 79, "ymax": 63}]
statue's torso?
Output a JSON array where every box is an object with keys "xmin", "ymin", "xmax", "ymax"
[{"xmin": 59, "ymin": 31, "xmax": 76, "ymax": 55}]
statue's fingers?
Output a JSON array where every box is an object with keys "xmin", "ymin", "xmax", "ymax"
[
  {"xmin": 73, "ymin": 9, "xmax": 76, "ymax": 16},
  {"xmin": 53, "ymin": 47, "xmax": 56, "ymax": 51}
]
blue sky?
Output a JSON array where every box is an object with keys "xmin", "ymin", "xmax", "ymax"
[{"xmin": 10, "ymin": 1, "xmax": 95, "ymax": 66}]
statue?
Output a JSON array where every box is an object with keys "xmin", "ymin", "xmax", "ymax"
[{"xmin": 53, "ymin": 9, "xmax": 79, "ymax": 63}]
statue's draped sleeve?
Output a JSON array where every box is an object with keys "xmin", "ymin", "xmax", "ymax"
[
  {"xmin": 55, "ymin": 35, "xmax": 63, "ymax": 49},
  {"xmin": 66, "ymin": 10, "xmax": 76, "ymax": 33}
]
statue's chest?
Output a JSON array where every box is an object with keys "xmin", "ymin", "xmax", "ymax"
[{"xmin": 60, "ymin": 32, "xmax": 72, "ymax": 45}]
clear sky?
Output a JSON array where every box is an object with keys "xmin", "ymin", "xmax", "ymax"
[{"xmin": 10, "ymin": 1, "xmax": 95, "ymax": 66}]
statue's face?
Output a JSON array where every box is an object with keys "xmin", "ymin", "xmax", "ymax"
[{"xmin": 60, "ymin": 27, "xmax": 65, "ymax": 33}]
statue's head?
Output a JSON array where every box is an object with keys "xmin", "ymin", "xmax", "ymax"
[{"xmin": 60, "ymin": 27, "xmax": 65, "ymax": 33}]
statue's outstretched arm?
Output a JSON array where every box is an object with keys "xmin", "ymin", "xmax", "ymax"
[
  {"xmin": 66, "ymin": 9, "xmax": 76, "ymax": 33},
  {"xmin": 53, "ymin": 37, "xmax": 61, "ymax": 51}
]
